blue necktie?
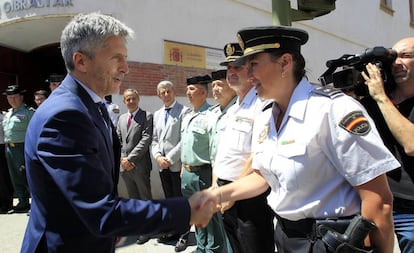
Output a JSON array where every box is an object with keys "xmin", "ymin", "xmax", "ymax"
[{"xmin": 165, "ymin": 108, "xmax": 171, "ymax": 125}]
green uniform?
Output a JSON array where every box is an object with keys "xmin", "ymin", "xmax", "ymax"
[
  {"xmin": 3, "ymin": 103, "xmax": 35, "ymax": 208},
  {"xmin": 180, "ymin": 101, "xmax": 226, "ymax": 253}
]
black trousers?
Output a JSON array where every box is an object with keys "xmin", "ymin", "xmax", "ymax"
[
  {"xmin": 159, "ymin": 169, "xmax": 182, "ymax": 198},
  {"xmin": 217, "ymin": 178, "xmax": 275, "ymax": 253},
  {"xmin": 274, "ymin": 224, "xmax": 328, "ymax": 253},
  {"xmin": 0, "ymin": 144, "xmax": 13, "ymax": 211}
]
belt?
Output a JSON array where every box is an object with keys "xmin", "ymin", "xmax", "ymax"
[
  {"xmin": 216, "ymin": 178, "xmax": 232, "ymax": 186},
  {"xmin": 183, "ymin": 163, "xmax": 211, "ymax": 172},
  {"xmin": 276, "ymin": 214, "xmax": 354, "ymax": 239},
  {"xmin": 5, "ymin": 142, "xmax": 22, "ymax": 148}
]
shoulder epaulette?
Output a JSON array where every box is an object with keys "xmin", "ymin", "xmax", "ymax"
[
  {"xmin": 311, "ymin": 86, "xmax": 343, "ymax": 99},
  {"xmin": 262, "ymin": 102, "xmax": 273, "ymax": 112},
  {"xmin": 208, "ymin": 103, "xmax": 220, "ymax": 111},
  {"xmin": 26, "ymin": 105, "xmax": 36, "ymax": 111}
]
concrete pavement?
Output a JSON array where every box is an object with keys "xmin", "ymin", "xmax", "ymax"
[
  {"xmin": 0, "ymin": 210, "xmax": 197, "ymax": 253},
  {"xmin": 0, "ymin": 209, "xmax": 403, "ymax": 253}
]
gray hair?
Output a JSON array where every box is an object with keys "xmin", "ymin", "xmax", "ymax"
[
  {"xmin": 157, "ymin": 80, "xmax": 175, "ymax": 93},
  {"xmin": 123, "ymin": 88, "xmax": 139, "ymax": 97},
  {"xmin": 60, "ymin": 12, "xmax": 134, "ymax": 72}
]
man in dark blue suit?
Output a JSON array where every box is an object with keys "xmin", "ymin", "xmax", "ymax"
[{"xmin": 21, "ymin": 12, "xmax": 214, "ymax": 253}]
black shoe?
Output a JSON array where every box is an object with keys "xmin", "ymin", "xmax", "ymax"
[
  {"xmin": 12, "ymin": 204, "xmax": 30, "ymax": 214},
  {"xmin": 136, "ymin": 235, "xmax": 150, "ymax": 245},
  {"xmin": 174, "ymin": 238, "xmax": 188, "ymax": 252},
  {"xmin": 0, "ymin": 206, "xmax": 13, "ymax": 214},
  {"xmin": 157, "ymin": 233, "xmax": 179, "ymax": 243}
]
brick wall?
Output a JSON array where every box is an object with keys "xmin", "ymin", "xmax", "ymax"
[{"xmin": 121, "ymin": 61, "xmax": 213, "ymax": 97}]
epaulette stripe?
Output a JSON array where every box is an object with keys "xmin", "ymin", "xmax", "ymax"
[
  {"xmin": 262, "ymin": 102, "xmax": 273, "ymax": 112},
  {"xmin": 312, "ymin": 86, "xmax": 343, "ymax": 98}
]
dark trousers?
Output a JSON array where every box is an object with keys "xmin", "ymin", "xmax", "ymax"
[
  {"xmin": 274, "ymin": 224, "xmax": 328, "ymax": 253},
  {"xmin": 182, "ymin": 167, "xmax": 226, "ymax": 253},
  {"xmin": 121, "ymin": 168, "xmax": 152, "ymax": 200},
  {"xmin": 159, "ymin": 169, "xmax": 182, "ymax": 198},
  {"xmin": 217, "ymin": 178, "xmax": 275, "ymax": 253},
  {"xmin": 0, "ymin": 144, "xmax": 13, "ymax": 211},
  {"xmin": 5, "ymin": 143, "xmax": 29, "ymax": 207},
  {"xmin": 393, "ymin": 197, "xmax": 414, "ymax": 253}
]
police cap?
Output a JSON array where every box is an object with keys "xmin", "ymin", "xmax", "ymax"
[
  {"xmin": 186, "ymin": 75, "xmax": 212, "ymax": 85},
  {"xmin": 235, "ymin": 26, "xmax": 309, "ymax": 64},
  {"xmin": 2, "ymin": 85, "xmax": 27, "ymax": 95},
  {"xmin": 220, "ymin": 43, "xmax": 244, "ymax": 66},
  {"xmin": 211, "ymin": 70, "xmax": 227, "ymax": 81},
  {"xmin": 46, "ymin": 74, "xmax": 64, "ymax": 83}
]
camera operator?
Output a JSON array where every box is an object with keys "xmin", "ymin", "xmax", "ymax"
[{"xmin": 362, "ymin": 37, "xmax": 414, "ymax": 253}]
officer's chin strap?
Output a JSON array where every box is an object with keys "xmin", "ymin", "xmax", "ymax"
[{"xmin": 317, "ymin": 215, "xmax": 377, "ymax": 253}]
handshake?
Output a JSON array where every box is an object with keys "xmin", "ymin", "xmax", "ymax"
[{"xmin": 187, "ymin": 186, "xmax": 234, "ymax": 227}]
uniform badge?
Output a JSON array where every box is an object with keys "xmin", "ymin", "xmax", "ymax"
[
  {"xmin": 339, "ymin": 111, "xmax": 371, "ymax": 136},
  {"xmin": 237, "ymin": 33, "xmax": 245, "ymax": 51},
  {"xmin": 226, "ymin": 44, "xmax": 235, "ymax": 56},
  {"xmin": 258, "ymin": 124, "xmax": 269, "ymax": 144},
  {"xmin": 112, "ymin": 108, "xmax": 120, "ymax": 114}
]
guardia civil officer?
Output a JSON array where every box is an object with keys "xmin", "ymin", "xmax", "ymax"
[
  {"xmin": 203, "ymin": 26, "xmax": 400, "ymax": 253},
  {"xmin": 181, "ymin": 75, "xmax": 227, "ymax": 252},
  {"xmin": 2, "ymin": 85, "xmax": 34, "ymax": 214}
]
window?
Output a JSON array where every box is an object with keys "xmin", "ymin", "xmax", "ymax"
[
  {"xmin": 411, "ymin": 0, "xmax": 414, "ymax": 26},
  {"xmin": 380, "ymin": 0, "xmax": 394, "ymax": 15}
]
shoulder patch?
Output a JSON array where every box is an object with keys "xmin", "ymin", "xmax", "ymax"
[
  {"xmin": 339, "ymin": 111, "xmax": 371, "ymax": 136},
  {"xmin": 112, "ymin": 108, "xmax": 120, "ymax": 114},
  {"xmin": 312, "ymin": 86, "xmax": 343, "ymax": 99}
]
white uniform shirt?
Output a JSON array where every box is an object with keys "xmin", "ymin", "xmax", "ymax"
[
  {"xmin": 106, "ymin": 102, "xmax": 120, "ymax": 127},
  {"xmin": 252, "ymin": 79, "xmax": 400, "ymax": 221},
  {"xmin": 214, "ymin": 87, "xmax": 270, "ymax": 181}
]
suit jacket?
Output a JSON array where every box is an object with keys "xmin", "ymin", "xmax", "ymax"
[
  {"xmin": 151, "ymin": 102, "xmax": 188, "ymax": 172},
  {"xmin": 21, "ymin": 75, "xmax": 190, "ymax": 253},
  {"xmin": 117, "ymin": 108, "xmax": 153, "ymax": 171}
]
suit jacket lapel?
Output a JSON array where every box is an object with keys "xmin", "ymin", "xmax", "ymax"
[
  {"xmin": 65, "ymin": 78, "xmax": 116, "ymax": 181},
  {"xmin": 160, "ymin": 104, "xmax": 177, "ymax": 140}
]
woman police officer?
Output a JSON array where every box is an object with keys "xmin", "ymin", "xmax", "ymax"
[{"xmin": 203, "ymin": 26, "xmax": 400, "ymax": 253}]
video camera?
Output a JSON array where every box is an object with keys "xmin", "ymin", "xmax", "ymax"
[{"xmin": 319, "ymin": 47, "xmax": 397, "ymax": 97}]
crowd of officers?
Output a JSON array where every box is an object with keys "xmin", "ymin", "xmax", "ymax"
[
  {"xmin": 1, "ymin": 25, "xmax": 414, "ymax": 253},
  {"xmin": 0, "ymin": 75, "xmax": 64, "ymax": 215}
]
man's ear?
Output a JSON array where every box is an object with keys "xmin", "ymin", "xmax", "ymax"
[{"xmin": 73, "ymin": 52, "xmax": 88, "ymax": 73}]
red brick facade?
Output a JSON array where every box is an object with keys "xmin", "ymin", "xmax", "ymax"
[{"xmin": 121, "ymin": 61, "xmax": 213, "ymax": 97}]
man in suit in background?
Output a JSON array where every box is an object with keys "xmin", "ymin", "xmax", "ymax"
[
  {"xmin": 21, "ymin": 12, "xmax": 214, "ymax": 253},
  {"xmin": 117, "ymin": 88, "xmax": 153, "ymax": 245},
  {"xmin": 151, "ymin": 80, "xmax": 190, "ymax": 250},
  {"xmin": 117, "ymin": 88, "xmax": 153, "ymax": 202}
]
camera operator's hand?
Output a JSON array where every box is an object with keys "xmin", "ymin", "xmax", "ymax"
[{"xmin": 362, "ymin": 63, "xmax": 390, "ymax": 103}]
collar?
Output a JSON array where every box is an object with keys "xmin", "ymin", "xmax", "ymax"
[
  {"xmin": 164, "ymin": 100, "xmax": 177, "ymax": 110},
  {"xmin": 239, "ymin": 87, "xmax": 258, "ymax": 107},
  {"xmin": 285, "ymin": 78, "xmax": 314, "ymax": 121},
  {"xmin": 128, "ymin": 108, "xmax": 139, "ymax": 117},
  {"xmin": 70, "ymin": 74, "xmax": 104, "ymax": 104}
]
